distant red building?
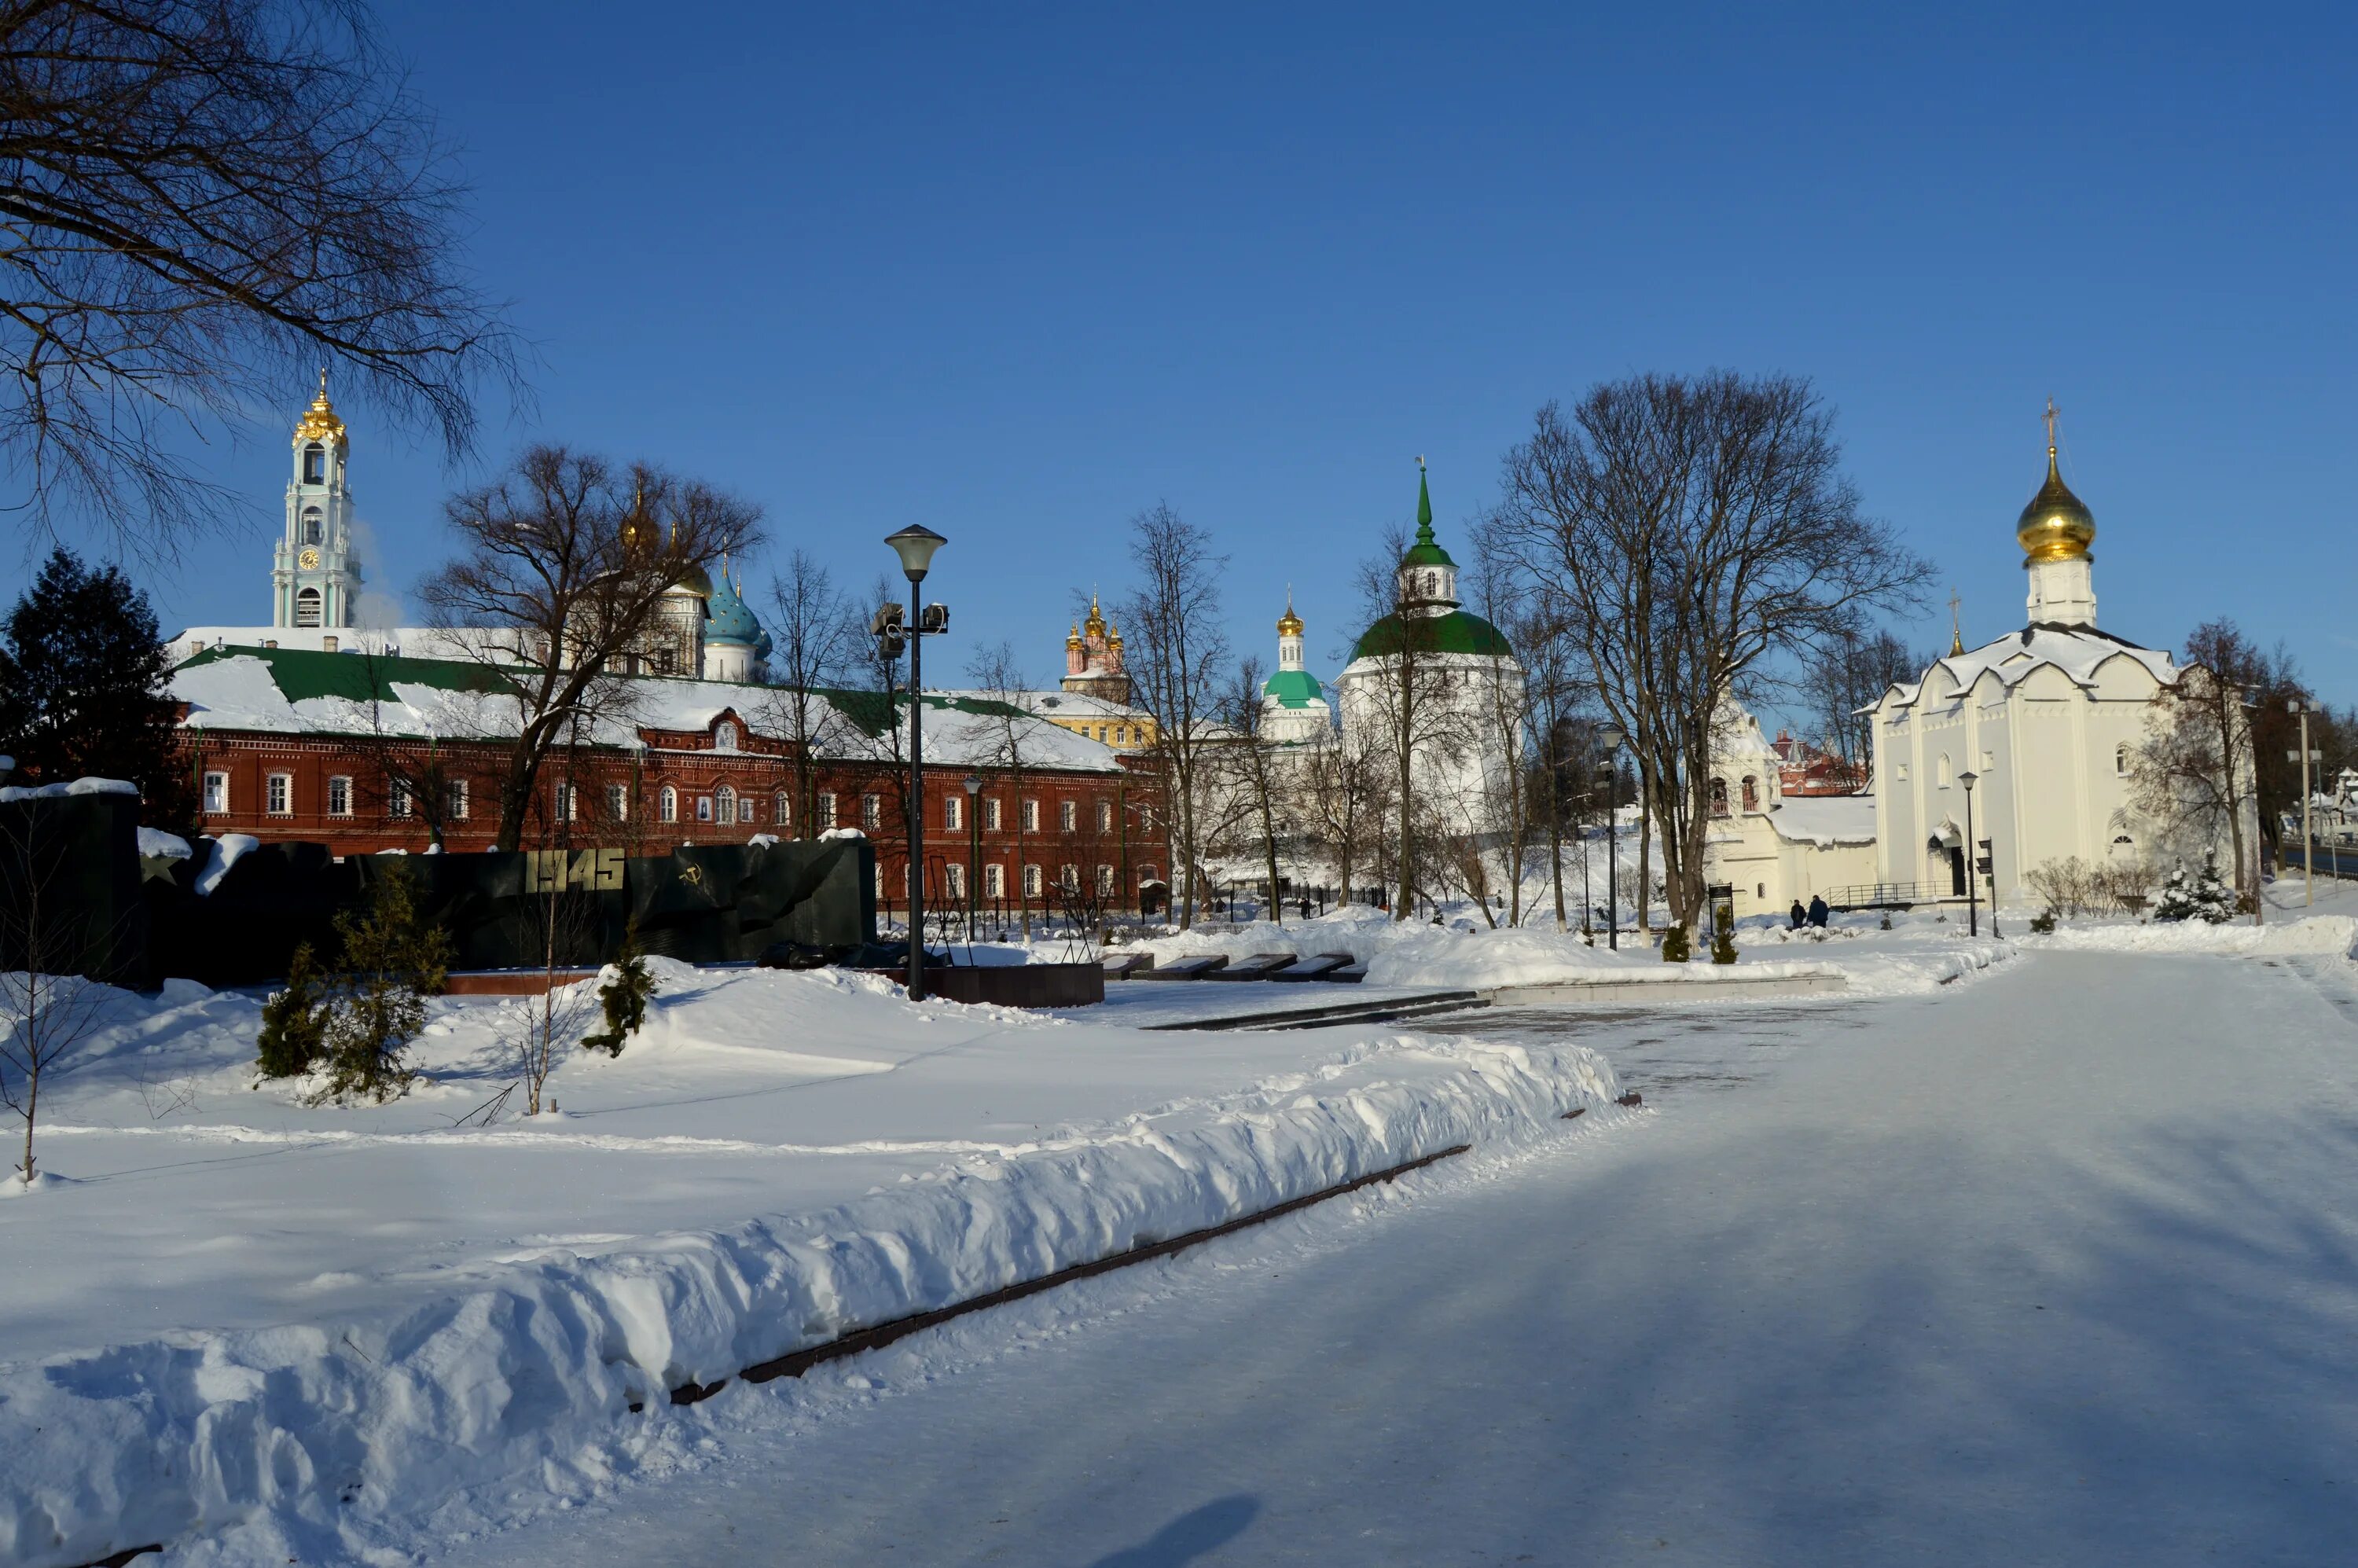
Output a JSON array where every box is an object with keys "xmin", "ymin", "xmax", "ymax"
[
  {"xmin": 171, "ymin": 645, "xmax": 1166, "ymax": 919},
  {"xmin": 1770, "ymin": 729, "xmax": 1869, "ymax": 797}
]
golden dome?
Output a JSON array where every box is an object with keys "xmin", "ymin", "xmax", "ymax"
[
  {"xmin": 2017, "ymin": 446, "xmax": 2095, "ymax": 564},
  {"xmin": 1082, "ymin": 594, "xmax": 1107, "ymax": 637},
  {"xmin": 1066, "ymin": 622, "xmax": 1083, "ymax": 650},
  {"xmin": 669, "ymin": 563, "xmax": 713, "ymax": 599},
  {"xmin": 1276, "ymin": 600, "xmax": 1304, "ymax": 637},
  {"xmin": 292, "ymin": 369, "xmax": 346, "ymax": 447}
]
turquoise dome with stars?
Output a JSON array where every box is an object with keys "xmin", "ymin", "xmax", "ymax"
[{"xmin": 705, "ymin": 562, "xmax": 764, "ymax": 649}]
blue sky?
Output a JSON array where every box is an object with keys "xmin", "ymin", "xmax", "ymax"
[{"xmin": 11, "ymin": 2, "xmax": 2353, "ymax": 710}]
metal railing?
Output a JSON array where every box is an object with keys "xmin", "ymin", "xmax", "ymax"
[{"xmin": 1821, "ymin": 880, "xmax": 1951, "ymax": 911}]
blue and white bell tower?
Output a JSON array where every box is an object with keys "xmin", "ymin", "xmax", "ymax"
[{"xmin": 272, "ymin": 372, "xmax": 362, "ymax": 629}]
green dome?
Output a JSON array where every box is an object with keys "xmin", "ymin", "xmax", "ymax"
[
  {"xmin": 1261, "ymin": 669, "xmax": 1325, "ymax": 708},
  {"xmin": 1350, "ymin": 608, "xmax": 1515, "ymax": 663}
]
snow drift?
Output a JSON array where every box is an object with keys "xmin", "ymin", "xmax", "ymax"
[{"xmin": 0, "ymin": 992, "xmax": 1616, "ymax": 1568}]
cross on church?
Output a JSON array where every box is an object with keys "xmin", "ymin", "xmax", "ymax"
[
  {"xmin": 2044, "ymin": 396, "xmax": 2059, "ymax": 451},
  {"xmin": 1948, "ymin": 589, "xmax": 1964, "ymax": 656}
]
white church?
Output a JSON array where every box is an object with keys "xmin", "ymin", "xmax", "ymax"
[{"xmin": 1711, "ymin": 410, "xmax": 2244, "ymax": 919}]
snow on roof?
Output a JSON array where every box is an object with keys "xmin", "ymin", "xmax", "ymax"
[
  {"xmin": 171, "ymin": 648, "xmax": 1122, "ymax": 773},
  {"xmin": 940, "ymin": 689, "xmax": 1150, "ymax": 722},
  {"xmin": 1767, "ymin": 795, "xmax": 1877, "ymax": 846},
  {"xmin": 169, "ymin": 626, "xmax": 493, "ymax": 663},
  {"xmin": 1888, "ymin": 625, "xmax": 2177, "ymax": 710},
  {"xmin": 0, "ymin": 776, "xmax": 141, "ymax": 802}
]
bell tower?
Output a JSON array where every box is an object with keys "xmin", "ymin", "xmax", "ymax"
[{"xmin": 273, "ymin": 370, "xmax": 362, "ymax": 629}]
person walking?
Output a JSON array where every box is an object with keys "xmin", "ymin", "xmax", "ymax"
[
  {"xmin": 1790, "ymin": 899, "xmax": 1807, "ymax": 930},
  {"xmin": 1808, "ymin": 894, "xmax": 1830, "ymax": 929}
]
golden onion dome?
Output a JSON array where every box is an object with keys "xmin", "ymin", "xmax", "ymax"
[
  {"xmin": 2017, "ymin": 446, "xmax": 2095, "ymax": 564},
  {"xmin": 1276, "ymin": 603, "xmax": 1304, "ymax": 637},
  {"xmin": 1066, "ymin": 622, "xmax": 1083, "ymax": 650},
  {"xmin": 670, "ymin": 564, "xmax": 713, "ymax": 599},
  {"xmin": 292, "ymin": 369, "xmax": 346, "ymax": 447}
]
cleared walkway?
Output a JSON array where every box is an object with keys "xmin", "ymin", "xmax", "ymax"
[{"xmin": 432, "ymin": 951, "xmax": 2358, "ymax": 1566}]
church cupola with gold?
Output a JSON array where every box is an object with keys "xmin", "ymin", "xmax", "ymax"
[
  {"xmin": 2019, "ymin": 399, "xmax": 2099, "ymax": 628},
  {"xmin": 1062, "ymin": 593, "xmax": 1131, "ymax": 704},
  {"xmin": 273, "ymin": 371, "xmax": 362, "ymax": 629}
]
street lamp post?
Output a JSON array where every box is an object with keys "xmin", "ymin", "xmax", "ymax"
[
  {"xmin": 1959, "ymin": 769, "xmax": 1980, "ymax": 938},
  {"xmin": 1598, "ymin": 722, "xmax": 1625, "ymax": 950},
  {"xmin": 963, "ymin": 773, "xmax": 982, "ymax": 948},
  {"xmin": 2291, "ymin": 699, "xmax": 2317, "ymax": 908},
  {"xmin": 882, "ymin": 524, "xmax": 949, "ymax": 1000}
]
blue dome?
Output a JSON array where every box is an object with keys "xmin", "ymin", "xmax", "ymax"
[{"xmin": 706, "ymin": 566, "xmax": 763, "ymax": 648}]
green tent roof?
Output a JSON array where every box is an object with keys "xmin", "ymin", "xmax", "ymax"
[
  {"xmin": 1260, "ymin": 669, "xmax": 1325, "ymax": 708},
  {"xmin": 1350, "ymin": 608, "xmax": 1515, "ymax": 663},
  {"xmin": 1401, "ymin": 465, "xmax": 1456, "ymax": 568}
]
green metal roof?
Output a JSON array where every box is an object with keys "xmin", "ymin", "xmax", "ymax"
[
  {"xmin": 1260, "ymin": 668, "xmax": 1325, "ymax": 708},
  {"xmin": 1350, "ymin": 608, "xmax": 1515, "ymax": 663},
  {"xmin": 178, "ymin": 643, "xmax": 509, "ymax": 703}
]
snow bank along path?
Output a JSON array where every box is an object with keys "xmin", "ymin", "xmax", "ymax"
[{"xmin": 0, "ymin": 1007, "xmax": 1617, "ymax": 1568}]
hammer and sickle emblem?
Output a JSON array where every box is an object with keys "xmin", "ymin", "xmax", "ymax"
[{"xmin": 678, "ymin": 863, "xmax": 704, "ymax": 888}]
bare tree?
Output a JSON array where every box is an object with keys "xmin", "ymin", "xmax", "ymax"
[
  {"xmin": 0, "ymin": 797, "xmax": 124, "ymax": 1183},
  {"xmin": 1518, "ymin": 604, "xmax": 1588, "ymax": 930},
  {"xmin": 963, "ymin": 638, "xmax": 1041, "ymax": 936},
  {"xmin": 1300, "ymin": 721, "xmax": 1389, "ymax": 911},
  {"xmin": 1348, "ymin": 520, "xmax": 1481, "ymax": 922},
  {"xmin": 1460, "ymin": 515, "xmax": 1541, "ymax": 925},
  {"xmin": 1216, "ymin": 655, "xmax": 1290, "ymax": 928},
  {"xmin": 505, "ymin": 868, "xmax": 600, "ymax": 1118},
  {"xmin": 1497, "ymin": 373, "xmax": 1933, "ymax": 928},
  {"xmin": 1118, "ymin": 503, "xmax": 1229, "ymax": 930},
  {"xmin": 758, "ymin": 550, "xmax": 858, "ymax": 840},
  {"xmin": 2126, "ymin": 619, "xmax": 2283, "ymax": 910},
  {"xmin": 323, "ymin": 646, "xmax": 469, "ymax": 850},
  {"xmin": 417, "ymin": 446, "xmax": 762, "ymax": 852},
  {"xmin": 1802, "ymin": 623, "xmax": 1926, "ymax": 780},
  {"xmin": 0, "ymin": 0, "xmax": 521, "ymax": 556}
]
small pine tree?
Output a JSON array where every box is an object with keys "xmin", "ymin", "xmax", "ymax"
[
  {"xmin": 1710, "ymin": 924, "xmax": 1738, "ymax": 964},
  {"xmin": 581, "ymin": 920, "xmax": 656, "ymax": 1058},
  {"xmin": 315, "ymin": 861, "xmax": 450, "ymax": 1104},
  {"xmin": 1660, "ymin": 924, "xmax": 1691, "ymax": 962},
  {"xmin": 255, "ymin": 942, "xmax": 329, "ymax": 1078},
  {"xmin": 2154, "ymin": 857, "xmax": 2236, "ymax": 925}
]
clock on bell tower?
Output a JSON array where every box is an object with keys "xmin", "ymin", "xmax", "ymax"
[{"xmin": 271, "ymin": 369, "xmax": 363, "ymax": 630}]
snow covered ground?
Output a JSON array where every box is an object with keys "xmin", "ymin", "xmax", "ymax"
[
  {"xmin": 410, "ymin": 944, "xmax": 2358, "ymax": 1568},
  {"xmin": 0, "ymin": 961, "xmax": 1618, "ymax": 1568}
]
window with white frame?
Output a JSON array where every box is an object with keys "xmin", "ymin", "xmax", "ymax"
[
  {"xmin": 266, "ymin": 773, "xmax": 292, "ymax": 814},
  {"xmin": 387, "ymin": 777, "xmax": 412, "ymax": 817},
  {"xmin": 203, "ymin": 771, "xmax": 228, "ymax": 813},
  {"xmin": 1059, "ymin": 799, "xmax": 1077, "ymax": 832},
  {"xmin": 1096, "ymin": 863, "xmax": 1115, "ymax": 895},
  {"xmin": 945, "ymin": 795, "xmax": 962, "ymax": 831},
  {"xmin": 716, "ymin": 784, "xmax": 737, "ymax": 824},
  {"xmin": 1059, "ymin": 863, "xmax": 1080, "ymax": 890},
  {"xmin": 555, "ymin": 782, "xmax": 578, "ymax": 821},
  {"xmin": 818, "ymin": 791, "xmax": 837, "ymax": 829},
  {"xmin": 328, "ymin": 775, "xmax": 352, "ymax": 816},
  {"xmin": 607, "ymin": 783, "xmax": 630, "ymax": 821},
  {"xmin": 1097, "ymin": 799, "xmax": 1114, "ymax": 832},
  {"xmin": 773, "ymin": 789, "xmax": 789, "ymax": 827},
  {"xmin": 945, "ymin": 862, "xmax": 965, "ymax": 898},
  {"xmin": 696, "ymin": 794, "xmax": 714, "ymax": 822},
  {"xmin": 2114, "ymin": 744, "xmax": 2129, "ymax": 777},
  {"xmin": 1021, "ymin": 799, "xmax": 1039, "ymax": 833},
  {"xmin": 1023, "ymin": 863, "xmax": 1043, "ymax": 898},
  {"xmin": 659, "ymin": 784, "xmax": 678, "ymax": 823},
  {"xmin": 985, "ymin": 862, "xmax": 1005, "ymax": 898},
  {"xmin": 862, "ymin": 794, "xmax": 882, "ymax": 830},
  {"xmin": 985, "ymin": 797, "xmax": 1003, "ymax": 831},
  {"xmin": 447, "ymin": 778, "xmax": 469, "ymax": 819}
]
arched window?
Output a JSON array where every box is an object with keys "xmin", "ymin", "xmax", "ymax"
[
  {"xmin": 303, "ymin": 442, "xmax": 325, "ymax": 484},
  {"xmin": 295, "ymin": 587, "xmax": 322, "ymax": 627},
  {"xmin": 1740, "ymin": 776, "xmax": 1759, "ymax": 812},
  {"xmin": 715, "ymin": 784, "xmax": 737, "ymax": 824},
  {"xmin": 2115, "ymin": 744, "xmax": 2129, "ymax": 777},
  {"xmin": 659, "ymin": 784, "xmax": 678, "ymax": 823},
  {"xmin": 1937, "ymin": 755, "xmax": 1952, "ymax": 788},
  {"xmin": 773, "ymin": 789, "xmax": 789, "ymax": 826},
  {"xmin": 1709, "ymin": 777, "xmax": 1729, "ymax": 817},
  {"xmin": 301, "ymin": 506, "xmax": 323, "ymax": 545}
]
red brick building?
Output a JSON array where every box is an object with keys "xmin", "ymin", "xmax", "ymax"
[{"xmin": 173, "ymin": 646, "xmax": 1166, "ymax": 920}]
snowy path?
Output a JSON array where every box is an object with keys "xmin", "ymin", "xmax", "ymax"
[{"xmin": 424, "ymin": 951, "xmax": 2358, "ymax": 1566}]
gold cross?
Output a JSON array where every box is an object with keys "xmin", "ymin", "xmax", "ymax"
[{"xmin": 2044, "ymin": 396, "xmax": 2059, "ymax": 453}]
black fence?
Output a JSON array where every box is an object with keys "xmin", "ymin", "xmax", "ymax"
[{"xmin": 0, "ymin": 789, "xmax": 149, "ymax": 986}]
